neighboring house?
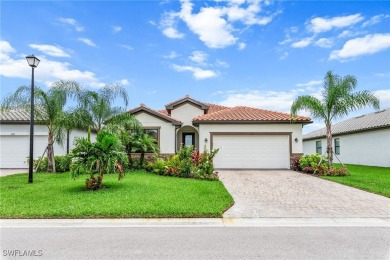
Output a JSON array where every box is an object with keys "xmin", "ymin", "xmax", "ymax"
[
  {"xmin": 128, "ymin": 95, "xmax": 311, "ymax": 169},
  {"xmin": 0, "ymin": 109, "xmax": 93, "ymax": 169},
  {"xmin": 303, "ymin": 108, "xmax": 390, "ymax": 167}
]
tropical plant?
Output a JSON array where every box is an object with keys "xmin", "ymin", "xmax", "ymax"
[
  {"xmin": 133, "ymin": 133, "xmax": 159, "ymax": 167},
  {"xmin": 79, "ymin": 83, "xmax": 129, "ymax": 133},
  {"xmin": 70, "ymin": 130, "xmax": 127, "ymax": 190},
  {"xmin": 291, "ymin": 70, "xmax": 380, "ymax": 168},
  {"xmin": 1, "ymin": 80, "xmax": 85, "ymax": 172},
  {"xmin": 104, "ymin": 113, "xmax": 142, "ymax": 167}
]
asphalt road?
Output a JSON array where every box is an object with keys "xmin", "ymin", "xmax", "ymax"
[{"xmin": 1, "ymin": 227, "xmax": 389, "ymax": 259}]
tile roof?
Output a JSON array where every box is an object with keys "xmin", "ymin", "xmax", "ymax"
[
  {"xmin": 193, "ymin": 106, "xmax": 311, "ymax": 123},
  {"xmin": 127, "ymin": 104, "xmax": 182, "ymax": 125},
  {"xmin": 165, "ymin": 95, "xmax": 209, "ymax": 110},
  {"xmin": 0, "ymin": 109, "xmax": 46, "ymax": 122},
  {"xmin": 303, "ymin": 108, "xmax": 390, "ymax": 140},
  {"xmin": 205, "ymin": 103, "xmax": 230, "ymax": 114}
]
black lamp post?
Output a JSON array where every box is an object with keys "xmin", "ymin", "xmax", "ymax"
[{"xmin": 26, "ymin": 54, "xmax": 40, "ymax": 184}]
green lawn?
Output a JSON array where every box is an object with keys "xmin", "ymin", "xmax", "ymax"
[
  {"xmin": 321, "ymin": 164, "xmax": 390, "ymax": 198},
  {"xmin": 0, "ymin": 171, "xmax": 233, "ymax": 218}
]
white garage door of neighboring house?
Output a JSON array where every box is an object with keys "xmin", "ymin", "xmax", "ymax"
[
  {"xmin": 0, "ymin": 135, "xmax": 47, "ymax": 168},
  {"xmin": 212, "ymin": 134, "xmax": 290, "ymax": 169}
]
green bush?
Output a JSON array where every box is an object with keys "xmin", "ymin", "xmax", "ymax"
[
  {"xmin": 299, "ymin": 154, "xmax": 327, "ymax": 172},
  {"xmin": 147, "ymin": 146, "xmax": 219, "ymax": 180},
  {"xmin": 33, "ymin": 155, "xmax": 71, "ymax": 173}
]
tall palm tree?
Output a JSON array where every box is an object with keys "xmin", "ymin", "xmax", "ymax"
[
  {"xmin": 81, "ymin": 83, "xmax": 129, "ymax": 133},
  {"xmin": 1, "ymin": 80, "xmax": 86, "ymax": 172},
  {"xmin": 291, "ymin": 70, "xmax": 380, "ymax": 168}
]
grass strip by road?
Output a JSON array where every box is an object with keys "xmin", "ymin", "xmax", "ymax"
[
  {"xmin": 321, "ymin": 164, "xmax": 390, "ymax": 198},
  {"xmin": 0, "ymin": 171, "xmax": 233, "ymax": 218}
]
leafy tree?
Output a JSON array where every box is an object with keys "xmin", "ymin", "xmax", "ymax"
[
  {"xmin": 1, "ymin": 80, "xmax": 85, "ymax": 172},
  {"xmin": 291, "ymin": 70, "xmax": 380, "ymax": 168},
  {"xmin": 80, "ymin": 84, "xmax": 129, "ymax": 133}
]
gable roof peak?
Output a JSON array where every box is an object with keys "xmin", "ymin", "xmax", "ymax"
[{"xmin": 165, "ymin": 95, "xmax": 209, "ymax": 110}]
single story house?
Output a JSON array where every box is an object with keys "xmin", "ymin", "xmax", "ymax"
[
  {"xmin": 128, "ymin": 95, "xmax": 311, "ymax": 169},
  {"xmin": 0, "ymin": 109, "xmax": 92, "ymax": 168},
  {"xmin": 303, "ymin": 108, "xmax": 390, "ymax": 167}
]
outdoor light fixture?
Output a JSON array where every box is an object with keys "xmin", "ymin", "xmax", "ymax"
[
  {"xmin": 295, "ymin": 138, "xmax": 299, "ymax": 143},
  {"xmin": 26, "ymin": 54, "xmax": 40, "ymax": 184},
  {"xmin": 204, "ymin": 138, "xmax": 208, "ymax": 143}
]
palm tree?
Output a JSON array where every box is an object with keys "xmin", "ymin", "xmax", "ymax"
[
  {"xmin": 291, "ymin": 70, "xmax": 380, "ymax": 169},
  {"xmin": 1, "ymin": 80, "xmax": 86, "ymax": 172},
  {"xmin": 134, "ymin": 133, "xmax": 159, "ymax": 167},
  {"xmin": 104, "ymin": 113, "xmax": 142, "ymax": 166},
  {"xmin": 81, "ymin": 83, "xmax": 129, "ymax": 133}
]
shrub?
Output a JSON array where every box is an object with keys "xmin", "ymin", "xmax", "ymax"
[
  {"xmin": 146, "ymin": 146, "xmax": 219, "ymax": 180},
  {"xmin": 299, "ymin": 154, "xmax": 327, "ymax": 172},
  {"xmin": 33, "ymin": 155, "xmax": 71, "ymax": 173},
  {"xmin": 290, "ymin": 156, "xmax": 301, "ymax": 171},
  {"xmin": 323, "ymin": 167, "xmax": 349, "ymax": 176},
  {"xmin": 302, "ymin": 166, "xmax": 315, "ymax": 174}
]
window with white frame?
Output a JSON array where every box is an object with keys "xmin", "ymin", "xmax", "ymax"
[
  {"xmin": 334, "ymin": 138, "xmax": 340, "ymax": 155},
  {"xmin": 316, "ymin": 141, "xmax": 322, "ymax": 154}
]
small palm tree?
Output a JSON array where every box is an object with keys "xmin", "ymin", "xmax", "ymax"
[
  {"xmin": 134, "ymin": 133, "xmax": 159, "ymax": 167},
  {"xmin": 104, "ymin": 113, "xmax": 142, "ymax": 166},
  {"xmin": 1, "ymin": 80, "xmax": 86, "ymax": 172},
  {"xmin": 291, "ymin": 70, "xmax": 380, "ymax": 169}
]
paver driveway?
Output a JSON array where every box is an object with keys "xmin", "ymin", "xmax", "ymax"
[{"xmin": 219, "ymin": 170, "xmax": 390, "ymax": 218}]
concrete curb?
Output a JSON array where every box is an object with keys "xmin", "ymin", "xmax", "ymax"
[{"xmin": 1, "ymin": 218, "xmax": 389, "ymax": 227}]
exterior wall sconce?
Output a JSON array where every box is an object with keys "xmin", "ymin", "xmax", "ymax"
[
  {"xmin": 204, "ymin": 138, "xmax": 208, "ymax": 143},
  {"xmin": 294, "ymin": 138, "xmax": 298, "ymax": 143}
]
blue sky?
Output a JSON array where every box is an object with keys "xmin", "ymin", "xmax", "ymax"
[{"xmin": 1, "ymin": 0, "xmax": 389, "ymax": 133}]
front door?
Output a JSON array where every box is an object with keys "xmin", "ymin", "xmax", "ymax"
[{"xmin": 182, "ymin": 133, "xmax": 195, "ymax": 147}]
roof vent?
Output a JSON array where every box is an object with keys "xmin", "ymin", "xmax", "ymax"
[
  {"xmin": 185, "ymin": 94, "xmax": 190, "ymax": 98},
  {"xmin": 355, "ymin": 115, "xmax": 365, "ymax": 119},
  {"xmin": 140, "ymin": 103, "xmax": 145, "ymax": 107}
]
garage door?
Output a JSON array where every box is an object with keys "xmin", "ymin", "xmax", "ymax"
[
  {"xmin": 213, "ymin": 134, "xmax": 290, "ymax": 169},
  {"xmin": 0, "ymin": 135, "xmax": 48, "ymax": 168}
]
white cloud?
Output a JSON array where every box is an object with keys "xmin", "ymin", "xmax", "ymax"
[
  {"xmin": 160, "ymin": 12, "xmax": 185, "ymax": 39},
  {"xmin": 58, "ymin": 17, "xmax": 84, "ymax": 32},
  {"xmin": 29, "ymin": 44, "xmax": 70, "ymax": 58},
  {"xmin": 291, "ymin": 37, "xmax": 313, "ymax": 48},
  {"xmin": 362, "ymin": 14, "xmax": 390, "ymax": 27},
  {"xmin": 308, "ymin": 14, "xmax": 364, "ymax": 33},
  {"xmin": 238, "ymin": 42, "xmax": 246, "ymax": 50},
  {"xmin": 330, "ymin": 33, "xmax": 390, "ymax": 60},
  {"xmin": 160, "ymin": 0, "xmax": 278, "ymax": 49},
  {"xmin": 119, "ymin": 44, "xmax": 134, "ymax": 51},
  {"xmin": 314, "ymin": 38, "xmax": 334, "ymax": 48},
  {"xmin": 374, "ymin": 89, "xmax": 390, "ymax": 107},
  {"xmin": 163, "ymin": 51, "xmax": 179, "ymax": 59},
  {"xmin": 0, "ymin": 41, "xmax": 105, "ymax": 88},
  {"xmin": 215, "ymin": 59, "xmax": 229, "ymax": 68},
  {"xmin": 118, "ymin": 79, "xmax": 130, "ymax": 85},
  {"xmin": 189, "ymin": 51, "xmax": 208, "ymax": 64},
  {"xmin": 171, "ymin": 64, "xmax": 217, "ymax": 80},
  {"xmin": 295, "ymin": 80, "xmax": 322, "ymax": 87},
  {"xmin": 179, "ymin": 0, "xmax": 237, "ymax": 48},
  {"xmin": 78, "ymin": 38, "xmax": 97, "ymax": 47},
  {"xmin": 112, "ymin": 26, "xmax": 122, "ymax": 33}
]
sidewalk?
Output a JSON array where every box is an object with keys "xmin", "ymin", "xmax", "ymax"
[{"xmin": 1, "ymin": 218, "xmax": 389, "ymax": 227}]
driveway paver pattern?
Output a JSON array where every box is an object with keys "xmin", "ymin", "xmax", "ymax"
[{"xmin": 219, "ymin": 170, "xmax": 390, "ymax": 218}]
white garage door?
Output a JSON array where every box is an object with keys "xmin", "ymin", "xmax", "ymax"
[
  {"xmin": 0, "ymin": 135, "xmax": 48, "ymax": 168},
  {"xmin": 213, "ymin": 134, "xmax": 290, "ymax": 169}
]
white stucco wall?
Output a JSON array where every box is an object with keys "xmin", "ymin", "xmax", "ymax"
[
  {"xmin": 198, "ymin": 123, "xmax": 304, "ymax": 154},
  {"xmin": 170, "ymin": 103, "xmax": 204, "ymax": 126},
  {"xmin": 0, "ymin": 124, "xmax": 95, "ymax": 168},
  {"xmin": 303, "ymin": 128, "xmax": 390, "ymax": 167},
  {"xmin": 134, "ymin": 112, "xmax": 176, "ymax": 154}
]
